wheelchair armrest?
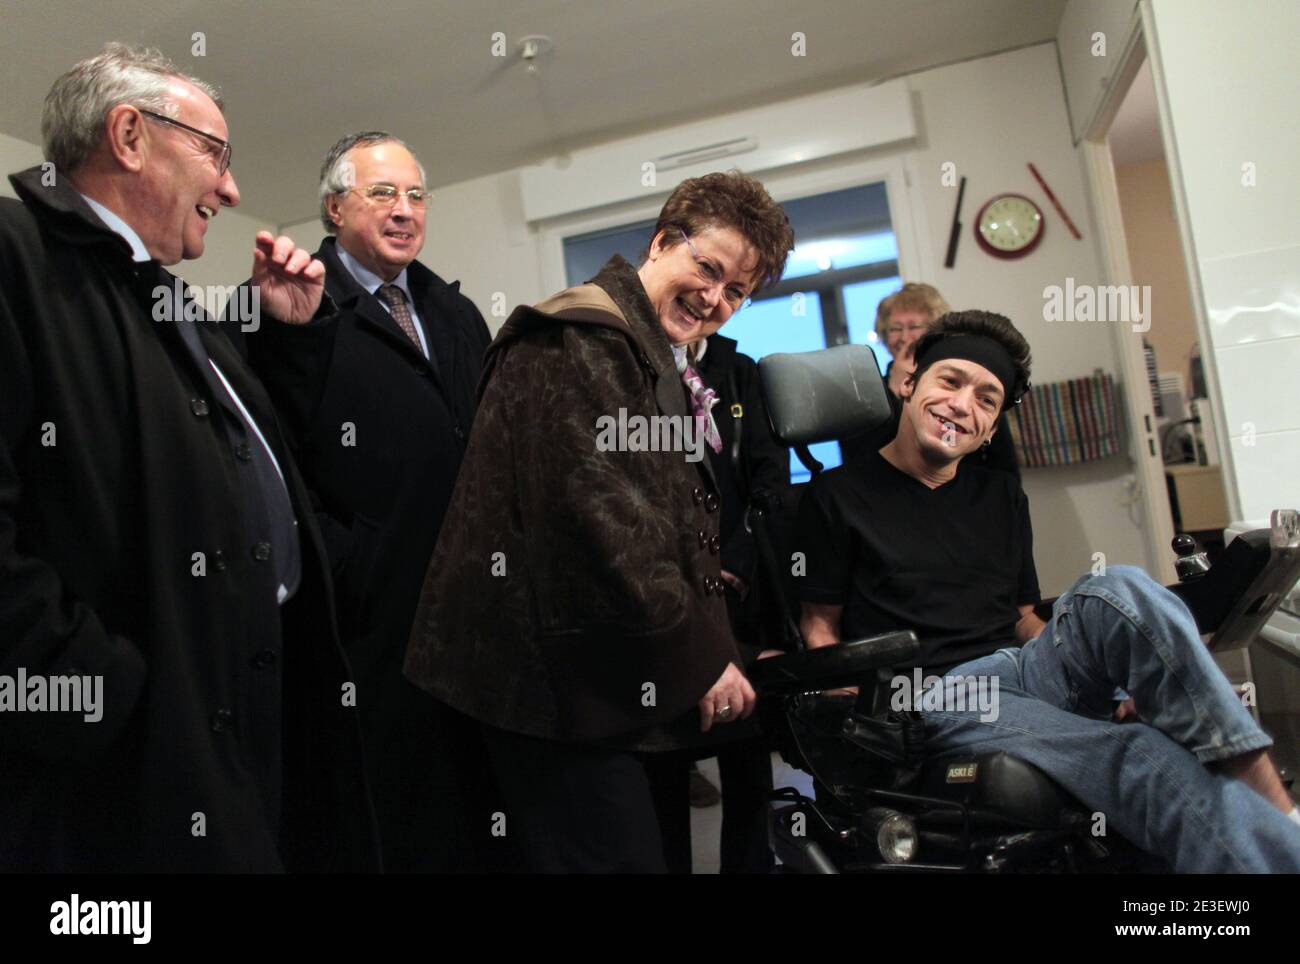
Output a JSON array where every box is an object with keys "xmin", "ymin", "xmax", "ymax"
[
  {"xmin": 747, "ymin": 630, "xmax": 920, "ymax": 698},
  {"xmin": 1167, "ymin": 528, "xmax": 1274, "ymax": 637},
  {"xmin": 1197, "ymin": 510, "xmax": 1300, "ymax": 651}
]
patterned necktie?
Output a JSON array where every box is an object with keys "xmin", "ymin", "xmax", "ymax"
[{"xmin": 376, "ymin": 284, "xmax": 423, "ymax": 352}]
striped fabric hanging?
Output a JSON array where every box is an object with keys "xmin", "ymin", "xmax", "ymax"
[{"xmin": 1007, "ymin": 372, "xmax": 1121, "ymax": 467}]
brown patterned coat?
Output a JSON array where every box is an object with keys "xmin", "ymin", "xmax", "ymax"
[{"xmin": 404, "ymin": 256, "xmax": 740, "ymax": 749}]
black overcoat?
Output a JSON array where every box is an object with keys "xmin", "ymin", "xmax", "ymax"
[
  {"xmin": 233, "ymin": 236, "xmax": 496, "ymax": 871},
  {"xmin": 0, "ymin": 168, "xmax": 378, "ymax": 872}
]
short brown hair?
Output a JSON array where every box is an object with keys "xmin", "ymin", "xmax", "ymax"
[
  {"xmin": 910, "ymin": 310, "xmax": 1033, "ymax": 409},
  {"xmin": 874, "ymin": 282, "xmax": 950, "ymax": 342},
  {"xmin": 650, "ymin": 170, "xmax": 794, "ymax": 294}
]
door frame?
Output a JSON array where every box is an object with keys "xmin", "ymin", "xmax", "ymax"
[{"xmin": 1077, "ymin": 11, "xmax": 1178, "ymax": 583}]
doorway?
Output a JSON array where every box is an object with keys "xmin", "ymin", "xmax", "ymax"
[
  {"xmin": 1106, "ymin": 58, "xmax": 1232, "ymax": 562},
  {"xmin": 1079, "ymin": 26, "xmax": 1237, "ymax": 587}
]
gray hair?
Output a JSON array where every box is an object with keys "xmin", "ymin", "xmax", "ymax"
[
  {"xmin": 318, "ymin": 131, "xmax": 428, "ymax": 233},
  {"xmin": 41, "ymin": 42, "xmax": 224, "ymax": 174}
]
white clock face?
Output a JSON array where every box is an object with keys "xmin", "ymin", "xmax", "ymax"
[{"xmin": 978, "ymin": 195, "xmax": 1043, "ymax": 252}]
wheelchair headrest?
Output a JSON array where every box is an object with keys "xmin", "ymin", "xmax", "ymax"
[{"xmin": 757, "ymin": 344, "xmax": 893, "ymax": 446}]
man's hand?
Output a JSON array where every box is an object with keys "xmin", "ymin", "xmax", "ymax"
[
  {"xmin": 699, "ymin": 662, "xmax": 756, "ymax": 732},
  {"xmin": 252, "ymin": 231, "xmax": 325, "ymax": 324},
  {"xmin": 1015, "ymin": 604, "xmax": 1048, "ymax": 644},
  {"xmin": 798, "ymin": 602, "xmax": 856, "ymax": 696}
]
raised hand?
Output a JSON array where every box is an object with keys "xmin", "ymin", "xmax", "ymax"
[{"xmin": 251, "ymin": 231, "xmax": 325, "ymax": 324}]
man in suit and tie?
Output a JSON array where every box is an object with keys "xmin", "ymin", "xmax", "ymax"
[
  {"xmin": 0, "ymin": 43, "xmax": 377, "ymax": 871},
  {"xmin": 239, "ymin": 131, "xmax": 495, "ymax": 871}
]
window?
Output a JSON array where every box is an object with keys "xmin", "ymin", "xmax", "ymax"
[{"xmin": 562, "ymin": 181, "xmax": 901, "ymax": 483}]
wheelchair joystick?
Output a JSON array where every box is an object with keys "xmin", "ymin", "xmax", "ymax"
[{"xmin": 1172, "ymin": 533, "xmax": 1211, "ymax": 582}]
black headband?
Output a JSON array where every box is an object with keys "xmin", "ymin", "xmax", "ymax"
[{"xmin": 913, "ymin": 335, "xmax": 1020, "ymax": 407}]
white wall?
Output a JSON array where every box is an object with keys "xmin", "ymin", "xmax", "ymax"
[
  {"xmin": 0, "ymin": 131, "xmax": 45, "ymax": 196},
  {"xmin": 1146, "ymin": 0, "xmax": 1300, "ymax": 523},
  {"xmin": 1, "ymin": 130, "xmax": 272, "ymax": 313}
]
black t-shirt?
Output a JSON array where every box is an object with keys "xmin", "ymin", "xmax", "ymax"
[{"xmin": 797, "ymin": 450, "xmax": 1040, "ymax": 672}]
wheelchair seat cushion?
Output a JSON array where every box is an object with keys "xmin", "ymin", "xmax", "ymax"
[{"xmin": 920, "ymin": 750, "xmax": 1089, "ymax": 830}]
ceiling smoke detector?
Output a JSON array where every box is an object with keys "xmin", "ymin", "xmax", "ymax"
[{"xmin": 517, "ymin": 35, "xmax": 553, "ymax": 74}]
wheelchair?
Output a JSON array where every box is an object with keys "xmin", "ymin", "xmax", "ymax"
[{"xmin": 741, "ymin": 345, "xmax": 1300, "ymax": 873}]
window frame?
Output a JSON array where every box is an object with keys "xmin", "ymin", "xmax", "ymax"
[{"xmin": 537, "ymin": 155, "xmax": 926, "ymax": 307}]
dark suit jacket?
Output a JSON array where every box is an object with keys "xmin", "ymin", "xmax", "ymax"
[
  {"xmin": 234, "ymin": 236, "xmax": 494, "ymax": 871},
  {"xmin": 0, "ymin": 168, "xmax": 378, "ymax": 872}
]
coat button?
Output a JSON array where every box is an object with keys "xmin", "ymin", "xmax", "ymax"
[
  {"xmin": 213, "ymin": 549, "xmax": 227, "ymax": 571},
  {"xmin": 190, "ymin": 398, "xmax": 209, "ymax": 417},
  {"xmin": 703, "ymin": 575, "xmax": 713, "ymax": 594},
  {"xmin": 252, "ymin": 541, "xmax": 271, "ymax": 561},
  {"xmin": 691, "ymin": 487, "xmax": 704, "ymax": 505},
  {"xmin": 235, "ymin": 443, "xmax": 252, "ymax": 461},
  {"xmin": 704, "ymin": 493, "xmax": 719, "ymax": 513},
  {"xmin": 709, "ymin": 534, "xmax": 721, "ymax": 554},
  {"xmin": 252, "ymin": 649, "xmax": 277, "ymax": 668},
  {"xmin": 454, "ymin": 426, "xmax": 466, "ymax": 441},
  {"xmin": 210, "ymin": 708, "xmax": 233, "ymax": 732}
]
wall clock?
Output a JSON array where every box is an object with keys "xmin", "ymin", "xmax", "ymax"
[{"xmin": 974, "ymin": 193, "xmax": 1044, "ymax": 259}]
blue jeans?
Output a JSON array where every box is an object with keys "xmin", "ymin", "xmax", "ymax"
[{"xmin": 927, "ymin": 565, "xmax": 1300, "ymax": 873}]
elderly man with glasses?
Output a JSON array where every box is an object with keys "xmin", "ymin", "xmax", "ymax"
[
  {"xmin": 0, "ymin": 43, "xmax": 378, "ymax": 872},
  {"xmin": 231, "ymin": 131, "xmax": 497, "ymax": 872}
]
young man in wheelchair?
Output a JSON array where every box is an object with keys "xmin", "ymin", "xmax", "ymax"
[{"xmin": 796, "ymin": 310, "xmax": 1300, "ymax": 872}]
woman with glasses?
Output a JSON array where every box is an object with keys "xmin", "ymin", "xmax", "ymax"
[{"xmin": 404, "ymin": 171, "xmax": 794, "ymax": 872}]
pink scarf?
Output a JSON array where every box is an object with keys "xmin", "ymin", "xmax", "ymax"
[{"xmin": 672, "ymin": 345, "xmax": 722, "ymax": 454}]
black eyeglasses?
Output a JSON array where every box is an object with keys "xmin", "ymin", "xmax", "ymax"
[{"xmin": 137, "ymin": 108, "xmax": 232, "ymax": 175}]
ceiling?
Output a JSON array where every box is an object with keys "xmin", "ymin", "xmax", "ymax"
[
  {"xmin": 0, "ymin": 0, "xmax": 1067, "ymax": 225},
  {"xmin": 1109, "ymin": 58, "xmax": 1165, "ymax": 167}
]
